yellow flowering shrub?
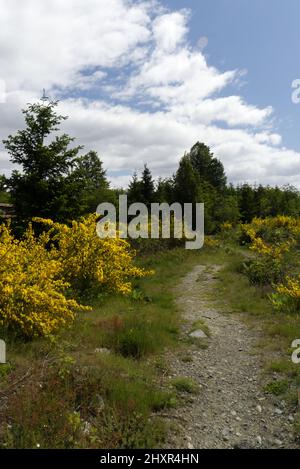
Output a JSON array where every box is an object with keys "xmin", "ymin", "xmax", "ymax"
[
  {"xmin": 0, "ymin": 215, "xmax": 150, "ymax": 338},
  {"xmin": 271, "ymin": 275, "xmax": 300, "ymax": 314},
  {"xmin": 204, "ymin": 236, "xmax": 220, "ymax": 249},
  {"xmin": 242, "ymin": 216, "xmax": 300, "ymax": 246},
  {"xmin": 240, "ymin": 217, "xmax": 298, "ymax": 285},
  {"xmin": 218, "ymin": 221, "xmax": 239, "ymax": 244},
  {"xmin": 0, "ymin": 224, "xmax": 89, "ymax": 338},
  {"xmin": 33, "ymin": 215, "xmax": 151, "ymax": 295},
  {"xmin": 220, "ymin": 222, "xmax": 233, "ymax": 231},
  {"xmin": 243, "ymin": 225, "xmax": 294, "ymax": 259}
]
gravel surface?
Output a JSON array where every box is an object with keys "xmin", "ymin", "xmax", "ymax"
[{"xmin": 162, "ymin": 264, "xmax": 299, "ymax": 449}]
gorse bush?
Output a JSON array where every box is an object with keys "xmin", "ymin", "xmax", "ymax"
[
  {"xmin": 221, "ymin": 215, "xmax": 300, "ymax": 315},
  {"xmin": 240, "ymin": 216, "xmax": 300, "ymax": 246},
  {"xmin": 271, "ymin": 275, "xmax": 300, "ymax": 314},
  {"xmin": 240, "ymin": 217, "xmax": 297, "ymax": 286},
  {"xmin": 34, "ymin": 215, "xmax": 150, "ymax": 296},
  {"xmin": 0, "ymin": 223, "xmax": 88, "ymax": 338},
  {"xmin": 0, "ymin": 216, "xmax": 150, "ymax": 338}
]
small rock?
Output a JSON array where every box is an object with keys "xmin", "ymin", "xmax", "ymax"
[
  {"xmin": 288, "ymin": 415, "xmax": 294, "ymax": 423},
  {"xmin": 189, "ymin": 330, "xmax": 208, "ymax": 339},
  {"xmin": 187, "ymin": 442, "xmax": 194, "ymax": 449},
  {"xmin": 256, "ymin": 436, "xmax": 262, "ymax": 446},
  {"xmin": 234, "ymin": 440, "xmax": 253, "ymax": 449},
  {"xmin": 274, "ymin": 439, "xmax": 283, "ymax": 447},
  {"xmin": 256, "ymin": 405, "xmax": 262, "ymax": 413},
  {"xmin": 95, "ymin": 347, "xmax": 111, "ymax": 354},
  {"xmin": 275, "ymin": 408, "xmax": 283, "ymax": 415},
  {"xmin": 231, "ymin": 410, "xmax": 237, "ymax": 417}
]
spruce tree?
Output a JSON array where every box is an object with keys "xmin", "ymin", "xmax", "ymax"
[
  {"xmin": 3, "ymin": 101, "xmax": 82, "ymax": 227},
  {"xmin": 141, "ymin": 165, "xmax": 155, "ymax": 207},
  {"xmin": 189, "ymin": 142, "xmax": 226, "ymax": 191},
  {"xmin": 127, "ymin": 171, "xmax": 142, "ymax": 205}
]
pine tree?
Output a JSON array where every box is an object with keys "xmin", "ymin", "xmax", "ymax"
[
  {"xmin": 140, "ymin": 165, "xmax": 155, "ymax": 207},
  {"xmin": 174, "ymin": 155, "xmax": 200, "ymax": 205},
  {"xmin": 127, "ymin": 171, "xmax": 142, "ymax": 205},
  {"xmin": 3, "ymin": 101, "xmax": 83, "ymax": 227},
  {"xmin": 189, "ymin": 142, "xmax": 226, "ymax": 191},
  {"xmin": 156, "ymin": 177, "xmax": 175, "ymax": 204}
]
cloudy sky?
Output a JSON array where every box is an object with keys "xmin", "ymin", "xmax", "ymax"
[{"xmin": 0, "ymin": 0, "xmax": 299, "ymax": 188}]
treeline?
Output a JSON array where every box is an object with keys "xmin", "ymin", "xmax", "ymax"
[
  {"xmin": 1, "ymin": 100, "xmax": 300, "ymax": 234},
  {"xmin": 127, "ymin": 143, "xmax": 300, "ymax": 232}
]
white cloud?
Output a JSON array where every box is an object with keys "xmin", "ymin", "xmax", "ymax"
[
  {"xmin": 152, "ymin": 11, "xmax": 188, "ymax": 52},
  {"xmin": 0, "ymin": 0, "xmax": 152, "ymax": 91},
  {"xmin": 0, "ymin": 0, "xmax": 299, "ymax": 188}
]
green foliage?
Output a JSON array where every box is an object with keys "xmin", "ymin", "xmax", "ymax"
[
  {"xmin": 141, "ymin": 164, "xmax": 155, "ymax": 207},
  {"xmin": 242, "ymin": 257, "xmax": 283, "ymax": 286},
  {"xmin": 156, "ymin": 177, "xmax": 175, "ymax": 204},
  {"xmin": 174, "ymin": 155, "xmax": 200, "ymax": 205},
  {"xmin": 264, "ymin": 379, "xmax": 289, "ymax": 396},
  {"xmin": 0, "ymin": 175, "xmax": 10, "ymax": 203},
  {"xmin": 127, "ymin": 165, "xmax": 155, "ymax": 208},
  {"xmin": 4, "ymin": 101, "xmax": 82, "ymax": 227},
  {"xmin": 0, "ymin": 248, "xmax": 200, "ymax": 449},
  {"xmin": 127, "ymin": 171, "xmax": 142, "ymax": 205},
  {"xmin": 171, "ymin": 377, "xmax": 199, "ymax": 394},
  {"xmin": 3, "ymin": 101, "xmax": 112, "ymax": 230},
  {"xmin": 236, "ymin": 184, "xmax": 300, "ymax": 223},
  {"xmin": 189, "ymin": 142, "xmax": 227, "ymax": 191},
  {"xmin": 69, "ymin": 150, "xmax": 113, "ymax": 214}
]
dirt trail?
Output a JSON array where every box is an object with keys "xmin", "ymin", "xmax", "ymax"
[{"xmin": 163, "ymin": 263, "xmax": 298, "ymax": 449}]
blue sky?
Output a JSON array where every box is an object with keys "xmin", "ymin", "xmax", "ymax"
[
  {"xmin": 166, "ymin": 0, "xmax": 300, "ymax": 150},
  {"xmin": 0, "ymin": 0, "xmax": 300, "ymax": 187}
]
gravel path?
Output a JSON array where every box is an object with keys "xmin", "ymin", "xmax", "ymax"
[{"xmin": 163, "ymin": 263, "xmax": 298, "ymax": 449}]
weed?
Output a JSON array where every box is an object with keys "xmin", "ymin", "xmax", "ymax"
[
  {"xmin": 264, "ymin": 379, "xmax": 290, "ymax": 396},
  {"xmin": 171, "ymin": 377, "xmax": 199, "ymax": 394}
]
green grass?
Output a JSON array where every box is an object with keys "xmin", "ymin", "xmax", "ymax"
[
  {"xmin": 264, "ymin": 379, "xmax": 290, "ymax": 396},
  {"xmin": 0, "ymin": 247, "xmax": 202, "ymax": 449},
  {"xmin": 171, "ymin": 377, "xmax": 199, "ymax": 394},
  {"xmin": 2, "ymin": 240, "xmax": 300, "ymax": 446}
]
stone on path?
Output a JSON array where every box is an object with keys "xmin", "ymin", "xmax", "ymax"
[{"xmin": 189, "ymin": 329, "xmax": 207, "ymax": 339}]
